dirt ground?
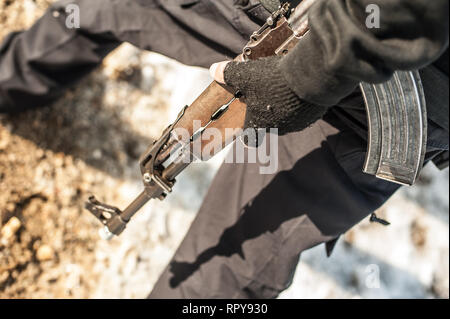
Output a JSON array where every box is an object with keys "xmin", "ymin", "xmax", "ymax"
[
  {"xmin": 0, "ymin": 0, "xmax": 449, "ymax": 299},
  {"xmin": 0, "ymin": 0, "xmax": 176, "ymax": 298}
]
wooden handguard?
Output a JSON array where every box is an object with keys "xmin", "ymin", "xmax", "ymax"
[{"xmin": 169, "ymin": 7, "xmax": 295, "ymax": 159}]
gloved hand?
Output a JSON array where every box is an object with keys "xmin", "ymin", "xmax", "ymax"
[
  {"xmin": 209, "ymin": 0, "xmax": 449, "ymax": 137},
  {"xmin": 210, "ymin": 56, "xmax": 329, "ymax": 135}
]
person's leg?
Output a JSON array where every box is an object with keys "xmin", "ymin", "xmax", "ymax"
[
  {"xmin": 0, "ymin": 0, "xmax": 121, "ymax": 112},
  {"xmin": 148, "ymin": 107, "xmax": 405, "ymax": 298},
  {"xmin": 0, "ymin": 0, "xmax": 267, "ymax": 112}
]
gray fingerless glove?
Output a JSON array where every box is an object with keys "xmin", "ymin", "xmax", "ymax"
[{"xmin": 224, "ymin": 56, "xmax": 329, "ymax": 135}]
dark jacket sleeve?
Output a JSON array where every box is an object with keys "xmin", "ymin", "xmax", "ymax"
[{"xmin": 280, "ymin": 0, "xmax": 449, "ymax": 107}]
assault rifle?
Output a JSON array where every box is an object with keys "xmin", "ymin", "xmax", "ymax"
[{"xmin": 86, "ymin": 0, "xmax": 427, "ymax": 239}]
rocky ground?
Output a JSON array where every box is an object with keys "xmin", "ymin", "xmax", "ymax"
[{"xmin": 0, "ymin": 0, "xmax": 448, "ymax": 298}]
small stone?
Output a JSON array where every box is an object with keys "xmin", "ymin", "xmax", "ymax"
[
  {"xmin": 0, "ymin": 270, "xmax": 9, "ymax": 285},
  {"xmin": 36, "ymin": 245, "xmax": 54, "ymax": 261},
  {"xmin": 6, "ymin": 202, "xmax": 16, "ymax": 212},
  {"xmin": 92, "ymin": 149, "xmax": 102, "ymax": 159},
  {"xmin": 1, "ymin": 217, "xmax": 21, "ymax": 245},
  {"xmin": 36, "ymin": 149, "xmax": 45, "ymax": 159},
  {"xmin": 0, "ymin": 137, "xmax": 9, "ymax": 150},
  {"xmin": 54, "ymin": 153, "xmax": 65, "ymax": 167}
]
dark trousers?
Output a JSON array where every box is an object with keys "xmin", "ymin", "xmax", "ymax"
[{"xmin": 0, "ymin": 0, "xmax": 448, "ymax": 298}]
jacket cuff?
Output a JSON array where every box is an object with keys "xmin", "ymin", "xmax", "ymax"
[{"xmin": 278, "ymin": 31, "xmax": 358, "ymax": 107}]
